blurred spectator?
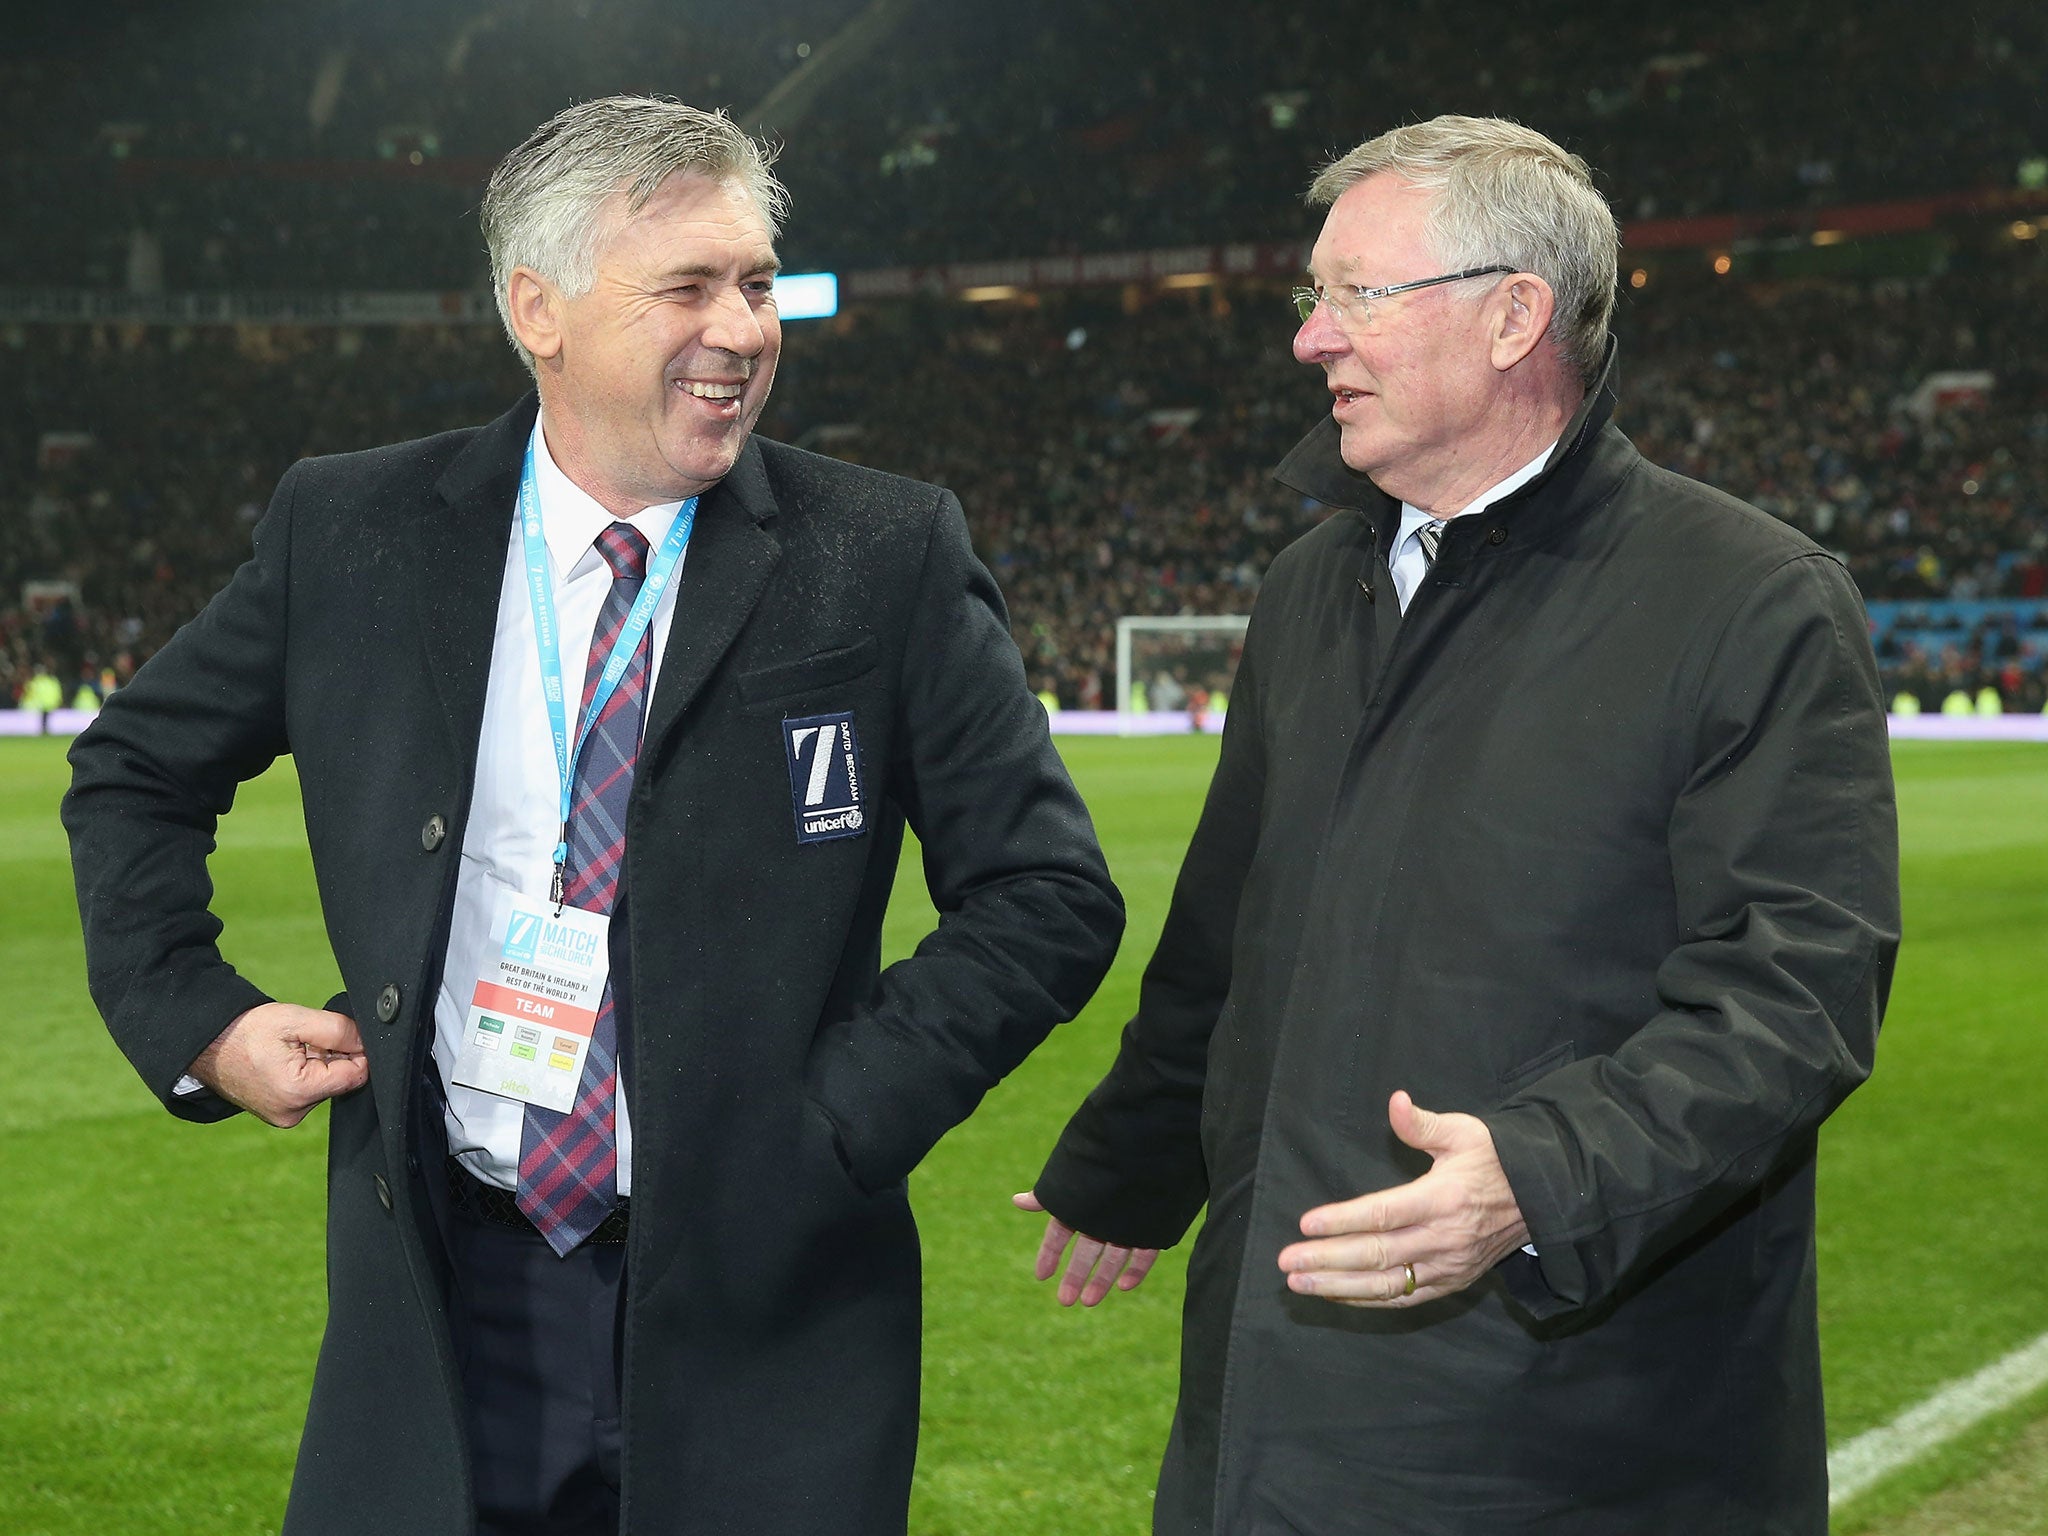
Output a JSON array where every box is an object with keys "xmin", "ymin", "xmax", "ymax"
[
  {"xmin": 18, "ymin": 664, "xmax": 64, "ymax": 713},
  {"xmin": 2, "ymin": 0, "xmax": 2043, "ymax": 286},
  {"xmin": 3, "ymin": 243, "xmax": 2043, "ymax": 713}
]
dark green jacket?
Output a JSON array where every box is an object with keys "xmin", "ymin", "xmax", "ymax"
[{"xmin": 1038, "ymin": 343, "xmax": 1900, "ymax": 1535}]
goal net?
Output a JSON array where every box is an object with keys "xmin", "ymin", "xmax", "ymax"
[{"xmin": 1115, "ymin": 615, "xmax": 1250, "ymax": 717}]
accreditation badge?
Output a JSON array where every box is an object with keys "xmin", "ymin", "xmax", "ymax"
[{"xmin": 450, "ymin": 883, "xmax": 609, "ymax": 1114}]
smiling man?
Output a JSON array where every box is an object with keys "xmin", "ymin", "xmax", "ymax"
[
  {"xmin": 65, "ymin": 96, "xmax": 1121, "ymax": 1536},
  {"xmin": 1022, "ymin": 116, "xmax": 1899, "ymax": 1533}
]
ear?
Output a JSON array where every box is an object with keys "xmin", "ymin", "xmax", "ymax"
[
  {"xmin": 505, "ymin": 267, "xmax": 565, "ymax": 366},
  {"xmin": 1488, "ymin": 273, "xmax": 1556, "ymax": 373}
]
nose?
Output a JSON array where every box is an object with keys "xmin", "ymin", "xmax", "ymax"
[
  {"xmin": 1292, "ymin": 302, "xmax": 1348, "ymax": 366},
  {"xmin": 703, "ymin": 284, "xmax": 770, "ymax": 359}
]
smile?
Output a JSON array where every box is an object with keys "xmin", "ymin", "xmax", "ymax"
[{"xmin": 676, "ymin": 379, "xmax": 748, "ymax": 400}]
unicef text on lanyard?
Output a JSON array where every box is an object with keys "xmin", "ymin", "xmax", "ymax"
[{"xmin": 518, "ymin": 441, "xmax": 696, "ymax": 913}]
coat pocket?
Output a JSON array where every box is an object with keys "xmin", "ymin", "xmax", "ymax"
[
  {"xmin": 1496, "ymin": 1039, "xmax": 1577, "ymax": 1099},
  {"xmin": 737, "ymin": 636, "xmax": 879, "ymax": 709},
  {"xmin": 802, "ymin": 1093, "xmax": 877, "ymax": 1202}
]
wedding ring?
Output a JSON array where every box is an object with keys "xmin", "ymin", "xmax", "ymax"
[{"xmin": 1401, "ymin": 1262, "xmax": 1417, "ymax": 1297}]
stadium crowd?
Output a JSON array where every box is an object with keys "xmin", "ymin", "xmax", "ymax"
[
  {"xmin": 791, "ymin": 0, "xmax": 2048, "ymax": 269},
  {"xmin": 6, "ymin": 236, "xmax": 2045, "ymax": 713},
  {"xmin": 3, "ymin": 0, "xmax": 2044, "ymax": 289}
]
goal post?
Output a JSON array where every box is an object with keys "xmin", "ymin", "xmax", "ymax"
[{"xmin": 1115, "ymin": 614, "xmax": 1251, "ymax": 715}]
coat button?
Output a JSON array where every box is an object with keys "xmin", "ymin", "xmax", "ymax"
[
  {"xmin": 421, "ymin": 814, "xmax": 447, "ymax": 852},
  {"xmin": 376, "ymin": 983, "xmax": 402, "ymax": 1023},
  {"xmin": 1487, "ymin": 527, "xmax": 1508, "ymax": 546},
  {"xmin": 374, "ymin": 1174, "xmax": 393, "ymax": 1211}
]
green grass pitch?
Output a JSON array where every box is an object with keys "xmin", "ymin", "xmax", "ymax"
[{"xmin": 3, "ymin": 734, "xmax": 2044, "ymax": 1534}]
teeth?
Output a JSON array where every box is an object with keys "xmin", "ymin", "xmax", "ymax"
[{"xmin": 679, "ymin": 380, "xmax": 745, "ymax": 400}]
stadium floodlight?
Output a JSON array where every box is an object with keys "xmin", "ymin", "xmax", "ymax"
[
  {"xmin": 1115, "ymin": 614, "xmax": 1250, "ymax": 716},
  {"xmin": 776, "ymin": 272, "xmax": 839, "ymax": 320}
]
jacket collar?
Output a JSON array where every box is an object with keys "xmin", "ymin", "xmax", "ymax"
[
  {"xmin": 635, "ymin": 430, "xmax": 784, "ymax": 772},
  {"xmin": 436, "ymin": 391, "xmax": 537, "ymax": 507},
  {"xmin": 1273, "ymin": 335, "xmax": 1624, "ymax": 554},
  {"xmin": 431, "ymin": 393, "xmax": 780, "ymax": 531},
  {"xmin": 417, "ymin": 394, "xmax": 536, "ymax": 766},
  {"xmin": 417, "ymin": 391, "xmax": 783, "ymax": 773}
]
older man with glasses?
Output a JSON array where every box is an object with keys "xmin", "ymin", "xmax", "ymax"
[{"xmin": 1021, "ymin": 115, "xmax": 1899, "ymax": 1534}]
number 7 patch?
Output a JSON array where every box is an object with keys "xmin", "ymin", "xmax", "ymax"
[{"xmin": 783, "ymin": 711, "xmax": 867, "ymax": 843}]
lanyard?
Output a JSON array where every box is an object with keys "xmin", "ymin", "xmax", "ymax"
[{"xmin": 518, "ymin": 439, "xmax": 697, "ymax": 910}]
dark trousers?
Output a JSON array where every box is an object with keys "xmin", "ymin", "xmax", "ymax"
[{"xmin": 441, "ymin": 1189, "xmax": 628, "ymax": 1536}]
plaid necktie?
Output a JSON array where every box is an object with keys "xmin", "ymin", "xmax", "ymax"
[{"xmin": 517, "ymin": 521, "xmax": 650, "ymax": 1255}]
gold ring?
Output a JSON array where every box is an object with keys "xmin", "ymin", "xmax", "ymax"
[{"xmin": 1401, "ymin": 1263, "xmax": 1417, "ymax": 1298}]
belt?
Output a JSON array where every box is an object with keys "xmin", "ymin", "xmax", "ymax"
[{"xmin": 445, "ymin": 1156, "xmax": 631, "ymax": 1245}]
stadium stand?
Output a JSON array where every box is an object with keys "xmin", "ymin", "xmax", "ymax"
[
  {"xmin": 2, "ymin": 2, "xmax": 2044, "ymax": 713},
  {"xmin": 5, "ymin": 238, "xmax": 2045, "ymax": 712},
  {"xmin": 2, "ymin": 0, "xmax": 2044, "ymax": 285}
]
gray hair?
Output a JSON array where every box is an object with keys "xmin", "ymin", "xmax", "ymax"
[
  {"xmin": 482, "ymin": 95, "xmax": 790, "ymax": 373},
  {"xmin": 1308, "ymin": 116, "xmax": 1619, "ymax": 385}
]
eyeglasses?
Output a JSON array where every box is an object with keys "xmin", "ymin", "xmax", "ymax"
[{"xmin": 1291, "ymin": 265, "xmax": 1514, "ymax": 328}]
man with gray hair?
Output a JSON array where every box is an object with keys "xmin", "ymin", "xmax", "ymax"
[
  {"xmin": 67, "ymin": 95, "xmax": 1122, "ymax": 1535},
  {"xmin": 1021, "ymin": 115, "xmax": 1898, "ymax": 1532}
]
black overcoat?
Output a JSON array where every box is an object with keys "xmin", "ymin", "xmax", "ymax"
[
  {"xmin": 1037, "ymin": 346, "xmax": 1900, "ymax": 1534},
  {"xmin": 65, "ymin": 395, "xmax": 1124, "ymax": 1535}
]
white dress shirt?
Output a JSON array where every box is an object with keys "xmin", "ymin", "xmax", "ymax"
[
  {"xmin": 433, "ymin": 417, "xmax": 690, "ymax": 1194},
  {"xmin": 1389, "ymin": 440, "xmax": 1558, "ymax": 613}
]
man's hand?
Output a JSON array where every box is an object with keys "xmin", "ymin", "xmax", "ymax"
[
  {"xmin": 1277, "ymin": 1090, "xmax": 1529, "ymax": 1308},
  {"xmin": 190, "ymin": 1002, "xmax": 370, "ymax": 1128},
  {"xmin": 1012, "ymin": 1190, "xmax": 1162, "ymax": 1307}
]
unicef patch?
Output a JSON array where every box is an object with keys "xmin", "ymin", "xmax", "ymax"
[{"xmin": 783, "ymin": 711, "xmax": 867, "ymax": 844}]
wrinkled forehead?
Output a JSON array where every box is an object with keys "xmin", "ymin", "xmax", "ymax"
[
  {"xmin": 593, "ymin": 171, "xmax": 780, "ymax": 270},
  {"xmin": 1308, "ymin": 173, "xmax": 1439, "ymax": 281}
]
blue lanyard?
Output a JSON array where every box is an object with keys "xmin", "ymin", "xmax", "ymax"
[{"xmin": 517, "ymin": 439, "xmax": 697, "ymax": 909}]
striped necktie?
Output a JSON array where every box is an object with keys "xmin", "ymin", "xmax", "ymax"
[
  {"xmin": 1416, "ymin": 519, "xmax": 1445, "ymax": 565},
  {"xmin": 516, "ymin": 521, "xmax": 649, "ymax": 1255}
]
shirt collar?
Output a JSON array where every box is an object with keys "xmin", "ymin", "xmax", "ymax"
[
  {"xmin": 529, "ymin": 417, "xmax": 687, "ymax": 579},
  {"xmin": 1397, "ymin": 439, "xmax": 1558, "ymax": 546}
]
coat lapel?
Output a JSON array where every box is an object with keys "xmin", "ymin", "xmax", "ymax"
[
  {"xmin": 416, "ymin": 394, "xmax": 536, "ymax": 764},
  {"xmin": 639, "ymin": 435, "xmax": 783, "ymax": 769}
]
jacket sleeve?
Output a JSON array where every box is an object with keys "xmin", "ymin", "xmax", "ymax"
[
  {"xmin": 802, "ymin": 490, "xmax": 1125, "ymax": 1191},
  {"xmin": 1482, "ymin": 553, "xmax": 1900, "ymax": 1316},
  {"xmin": 61, "ymin": 465, "xmax": 302, "ymax": 1121},
  {"xmin": 1028, "ymin": 601, "xmax": 1270, "ymax": 1250}
]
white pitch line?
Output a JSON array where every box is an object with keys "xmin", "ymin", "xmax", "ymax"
[{"xmin": 1829, "ymin": 1330, "xmax": 2048, "ymax": 1508}]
